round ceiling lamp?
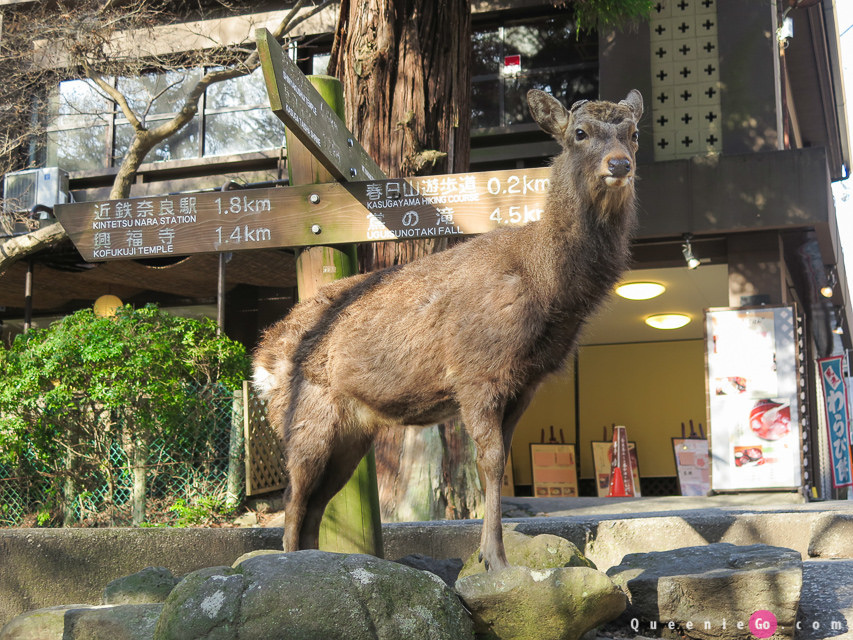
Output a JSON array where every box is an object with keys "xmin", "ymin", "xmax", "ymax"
[
  {"xmin": 645, "ymin": 313, "xmax": 691, "ymax": 330},
  {"xmin": 615, "ymin": 281, "xmax": 666, "ymax": 300},
  {"xmin": 94, "ymin": 294, "xmax": 123, "ymax": 317}
]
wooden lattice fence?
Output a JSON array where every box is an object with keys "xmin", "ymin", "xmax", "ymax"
[{"xmin": 242, "ymin": 381, "xmax": 286, "ymax": 496}]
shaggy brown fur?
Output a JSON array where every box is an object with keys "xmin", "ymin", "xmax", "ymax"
[{"xmin": 254, "ymin": 89, "xmax": 643, "ymax": 571}]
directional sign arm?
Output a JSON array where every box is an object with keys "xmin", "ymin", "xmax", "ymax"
[
  {"xmin": 53, "ymin": 168, "xmax": 551, "ymax": 261},
  {"xmin": 255, "ymin": 27, "xmax": 384, "ymax": 183}
]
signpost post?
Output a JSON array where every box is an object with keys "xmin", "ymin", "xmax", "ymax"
[{"xmin": 275, "ymin": 66, "xmax": 383, "ymax": 557}]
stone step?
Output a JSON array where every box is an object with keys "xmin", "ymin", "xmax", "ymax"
[
  {"xmin": 797, "ymin": 559, "xmax": 853, "ymax": 639},
  {"xmin": 383, "ymin": 509, "xmax": 853, "ymax": 570},
  {"xmin": 3, "ymin": 505, "xmax": 853, "ymax": 630}
]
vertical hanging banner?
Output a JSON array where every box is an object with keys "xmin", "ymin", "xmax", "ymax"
[
  {"xmin": 705, "ymin": 306, "xmax": 803, "ymax": 491},
  {"xmin": 818, "ymin": 356, "xmax": 853, "ymax": 488}
]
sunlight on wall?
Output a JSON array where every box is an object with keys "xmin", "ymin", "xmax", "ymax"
[{"xmin": 509, "ymin": 340, "xmax": 707, "ymax": 488}]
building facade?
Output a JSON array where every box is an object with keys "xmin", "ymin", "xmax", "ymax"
[{"xmin": 0, "ymin": 0, "xmax": 849, "ymax": 499}]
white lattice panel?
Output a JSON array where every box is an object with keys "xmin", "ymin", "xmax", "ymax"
[{"xmin": 651, "ymin": 0, "xmax": 722, "ymax": 160}]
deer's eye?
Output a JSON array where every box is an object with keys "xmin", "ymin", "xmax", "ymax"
[
  {"xmin": 631, "ymin": 131, "xmax": 640, "ymax": 143},
  {"xmin": 575, "ymin": 129, "xmax": 588, "ymax": 141}
]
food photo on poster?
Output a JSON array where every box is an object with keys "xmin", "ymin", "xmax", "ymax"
[{"xmin": 705, "ymin": 307, "xmax": 802, "ymax": 491}]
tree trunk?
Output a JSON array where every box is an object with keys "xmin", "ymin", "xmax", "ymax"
[
  {"xmin": 329, "ymin": 0, "xmax": 483, "ymax": 523},
  {"xmin": 122, "ymin": 423, "xmax": 149, "ymax": 526},
  {"xmin": 62, "ymin": 421, "xmax": 81, "ymax": 527},
  {"xmin": 329, "ymin": 0, "xmax": 471, "ymax": 270}
]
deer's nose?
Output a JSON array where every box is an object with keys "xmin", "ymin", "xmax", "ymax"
[{"xmin": 608, "ymin": 157, "xmax": 632, "ymax": 178}]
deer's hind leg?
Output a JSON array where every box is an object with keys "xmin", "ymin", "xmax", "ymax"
[
  {"xmin": 281, "ymin": 425, "xmax": 331, "ymax": 553},
  {"xmin": 280, "ymin": 390, "xmax": 344, "ymax": 552}
]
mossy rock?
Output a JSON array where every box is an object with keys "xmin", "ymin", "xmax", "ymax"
[
  {"xmin": 459, "ymin": 530, "xmax": 594, "ymax": 578},
  {"xmin": 155, "ymin": 550, "xmax": 474, "ymax": 640},
  {"xmin": 103, "ymin": 566, "xmax": 179, "ymax": 605},
  {"xmin": 455, "ymin": 565, "xmax": 626, "ymax": 640}
]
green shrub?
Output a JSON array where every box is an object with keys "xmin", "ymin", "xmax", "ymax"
[{"xmin": 0, "ymin": 304, "xmax": 251, "ymax": 525}]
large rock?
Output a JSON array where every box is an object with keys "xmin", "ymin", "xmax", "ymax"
[
  {"xmin": 455, "ymin": 565, "xmax": 626, "ymax": 640},
  {"xmin": 103, "ymin": 567, "xmax": 179, "ymax": 605},
  {"xmin": 459, "ymin": 530, "xmax": 594, "ymax": 578},
  {"xmin": 606, "ymin": 543, "xmax": 802, "ymax": 640},
  {"xmin": 0, "ymin": 603, "xmax": 162, "ymax": 640},
  {"xmin": 796, "ymin": 559, "xmax": 853, "ymax": 640},
  {"xmin": 154, "ymin": 550, "xmax": 474, "ymax": 640}
]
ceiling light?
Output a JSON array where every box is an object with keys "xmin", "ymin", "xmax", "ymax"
[
  {"xmin": 821, "ymin": 266, "xmax": 837, "ymax": 299},
  {"xmin": 682, "ymin": 234, "xmax": 700, "ymax": 270},
  {"xmin": 833, "ymin": 306, "xmax": 845, "ymax": 335},
  {"xmin": 645, "ymin": 313, "xmax": 691, "ymax": 330},
  {"xmin": 615, "ymin": 282, "xmax": 666, "ymax": 300}
]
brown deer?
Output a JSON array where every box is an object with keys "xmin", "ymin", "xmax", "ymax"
[{"xmin": 254, "ymin": 88, "xmax": 643, "ymax": 571}]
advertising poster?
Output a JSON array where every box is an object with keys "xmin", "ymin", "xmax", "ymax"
[
  {"xmin": 705, "ymin": 307, "xmax": 802, "ymax": 491},
  {"xmin": 530, "ymin": 443, "xmax": 578, "ymax": 497},
  {"xmin": 591, "ymin": 441, "xmax": 642, "ymax": 497},
  {"xmin": 672, "ymin": 438, "xmax": 711, "ymax": 496},
  {"xmin": 818, "ymin": 356, "xmax": 852, "ymax": 488}
]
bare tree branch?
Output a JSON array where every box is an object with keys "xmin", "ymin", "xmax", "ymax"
[
  {"xmin": 0, "ymin": 222, "xmax": 68, "ymax": 278},
  {"xmin": 0, "ymin": 0, "xmax": 338, "ymax": 274}
]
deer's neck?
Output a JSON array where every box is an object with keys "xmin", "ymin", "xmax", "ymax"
[{"xmin": 534, "ymin": 175, "xmax": 637, "ymax": 313}]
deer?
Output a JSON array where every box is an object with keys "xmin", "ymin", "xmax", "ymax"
[{"xmin": 253, "ymin": 88, "xmax": 643, "ymax": 571}]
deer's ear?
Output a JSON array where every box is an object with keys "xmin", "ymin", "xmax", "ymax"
[
  {"xmin": 619, "ymin": 89, "xmax": 644, "ymax": 121},
  {"xmin": 528, "ymin": 89, "xmax": 571, "ymax": 141}
]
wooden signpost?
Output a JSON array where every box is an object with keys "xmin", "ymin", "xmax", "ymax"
[
  {"xmin": 53, "ymin": 167, "xmax": 550, "ymax": 262},
  {"xmin": 51, "ymin": 28, "xmax": 551, "ymax": 555},
  {"xmin": 54, "ymin": 36, "xmax": 549, "ymax": 262},
  {"xmin": 255, "ymin": 27, "xmax": 383, "ymax": 183}
]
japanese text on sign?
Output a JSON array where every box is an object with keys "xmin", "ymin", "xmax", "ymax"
[
  {"xmin": 54, "ymin": 167, "xmax": 552, "ymax": 262},
  {"xmin": 819, "ymin": 356, "xmax": 853, "ymax": 488}
]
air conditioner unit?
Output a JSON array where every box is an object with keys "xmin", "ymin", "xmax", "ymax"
[{"xmin": 1, "ymin": 167, "xmax": 69, "ymax": 237}]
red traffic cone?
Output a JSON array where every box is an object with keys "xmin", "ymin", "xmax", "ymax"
[
  {"xmin": 608, "ymin": 467, "xmax": 628, "ymax": 497},
  {"xmin": 608, "ymin": 425, "xmax": 635, "ymax": 497}
]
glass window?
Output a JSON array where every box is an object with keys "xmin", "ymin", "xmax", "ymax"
[
  {"xmin": 114, "ymin": 118, "xmax": 200, "ymax": 164},
  {"xmin": 206, "ymin": 66, "xmax": 269, "ymax": 110},
  {"xmin": 45, "ymin": 79, "xmax": 112, "ymax": 171},
  {"xmin": 472, "ymin": 27, "xmax": 502, "ymax": 77},
  {"xmin": 116, "ymin": 69, "xmax": 203, "ymax": 117},
  {"xmin": 471, "ymin": 13, "xmax": 598, "ymax": 130},
  {"xmin": 45, "ymin": 64, "xmax": 287, "ymax": 170},
  {"xmin": 204, "ymin": 109, "xmax": 285, "ymax": 157},
  {"xmin": 46, "ymin": 126, "xmax": 108, "ymax": 172},
  {"xmin": 49, "ymin": 78, "xmax": 111, "ymax": 119},
  {"xmin": 203, "ymin": 66, "xmax": 286, "ymax": 157}
]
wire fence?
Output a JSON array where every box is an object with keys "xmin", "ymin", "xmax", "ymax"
[{"xmin": 0, "ymin": 384, "xmax": 244, "ymax": 527}]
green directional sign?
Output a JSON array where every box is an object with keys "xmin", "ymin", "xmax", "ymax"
[{"xmin": 255, "ymin": 27, "xmax": 383, "ymax": 183}]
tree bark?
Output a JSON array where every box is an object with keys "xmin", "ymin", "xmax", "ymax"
[{"xmin": 329, "ymin": 0, "xmax": 483, "ymax": 522}]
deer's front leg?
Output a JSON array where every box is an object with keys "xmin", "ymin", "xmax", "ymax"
[{"xmin": 465, "ymin": 407, "xmax": 510, "ymax": 572}]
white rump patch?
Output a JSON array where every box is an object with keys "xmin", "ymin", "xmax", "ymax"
[{"xmin": 252, "ymin": 366, "xmax": 277, "ymax": 397}]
